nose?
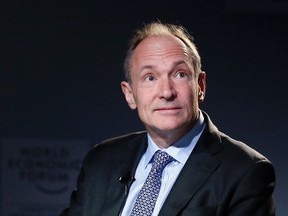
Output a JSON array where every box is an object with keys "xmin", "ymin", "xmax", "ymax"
[{"xmin": 159, "ymin": 77, "xmax": 176, "ymax": 101}]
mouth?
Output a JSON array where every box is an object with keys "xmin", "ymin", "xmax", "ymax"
[{"xmin": 154, "ymin": 107, "xmax": 182, "ymax": 114}]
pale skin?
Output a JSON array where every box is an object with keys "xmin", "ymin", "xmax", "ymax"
[{"xmin": 121, "ymin": 35, "xmax": 206, "ymax": 149}]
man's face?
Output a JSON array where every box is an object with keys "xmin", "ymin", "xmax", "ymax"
[{"xmin": 121, "ymin": 35, "xmax": 206, "ymax": 141}]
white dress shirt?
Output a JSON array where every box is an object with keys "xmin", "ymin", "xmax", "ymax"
[{"xmin": 121, "ymin": 112, "xmax": 206, "ymax": 216}]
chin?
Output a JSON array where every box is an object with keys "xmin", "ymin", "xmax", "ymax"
[{"xmin": 155, "ymin": 122, "xmax": 188, "ymax": 132}]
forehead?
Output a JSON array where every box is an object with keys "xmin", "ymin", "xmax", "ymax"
[
  {"xmin": 132, "ymin": 35, "xmax": 188, "ymax": 60},
  {"xmin": 129, "ymin": 35, "xmax": 193, "ymax": 77}
]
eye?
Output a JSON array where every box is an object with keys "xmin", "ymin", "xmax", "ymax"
[
  {"xmin": 144, "ymin": 75, "xmax": 156, "ymax": 82},
  {"xmin": 175, "ymin": 71, "xmax": 188, "ymax": 79}
]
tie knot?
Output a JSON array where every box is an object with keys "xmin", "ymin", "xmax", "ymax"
[{"xmin": 152, "ymin": 150, "xmax": 173, "ymax": 172}]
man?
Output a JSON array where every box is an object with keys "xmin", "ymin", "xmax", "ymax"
[{"xmin": 60, "ymin": 22, "xmax": 276, "ymax": 215}]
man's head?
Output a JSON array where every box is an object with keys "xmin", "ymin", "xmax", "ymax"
[{"xmin": 121, "ymin": 22, "xmax": 206, "ymax": 147}]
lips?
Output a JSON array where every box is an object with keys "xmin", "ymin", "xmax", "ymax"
[
  {"xmin": 154, "ymin": 106, "xmax": 182, "ymax": 114},
  {"xmin": 155, "ymin": 107, "xmax": 180, "ymax": 111}
]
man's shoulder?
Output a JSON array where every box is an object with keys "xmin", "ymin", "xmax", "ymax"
[
  {"xmin": 200, "ymin": 111, "xmax": 270, "ymax": 164},
  {"xmin": 100, "ymin": 131, "xmax": 147, "ymax": 146},
  {"xmin": 219, "ymin": 132, "xmax": 270, "ymax": 164},
  {"xmin": 85, "ymin": 131, "xmax": 147, "ymax": 160}
]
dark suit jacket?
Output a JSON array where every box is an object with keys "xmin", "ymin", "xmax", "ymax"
[{"xmin": 60, "ymin": 112, "xmax": 276, "ymax": 216}]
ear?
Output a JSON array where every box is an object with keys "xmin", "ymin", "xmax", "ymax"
[
  {"xmin": 121, "ymin": 81, "xmax": 137, "ymax": 110},
  {"xmin": 198, "ymin": 71, "xmax": 206, "ymax": 102}
]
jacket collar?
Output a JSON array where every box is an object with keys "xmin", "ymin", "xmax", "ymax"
[{"xmin": 159, "ymin": 111, "xmax": 224, "ymax": 216}]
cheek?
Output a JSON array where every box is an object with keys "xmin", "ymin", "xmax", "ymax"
[
  {"xmin": 181, "ymin": 88, "xmax": 199, "ymax": 111},
  {"xmin": 134, "ymin": 93, "xmax": 155, "ymax": 119},
  {"xmin": 134, "ymin": 88, "xmax": 154, "ymax": 104}
]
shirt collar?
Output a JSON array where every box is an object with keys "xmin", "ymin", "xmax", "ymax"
[{"xmin": 144, "ymin": 111, "xmax": 206, "ymax": 167}]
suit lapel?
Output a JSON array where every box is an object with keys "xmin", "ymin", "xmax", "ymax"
[
  {"xmin": 100, "ymin": 133, "xmax": 148, "ymax": 215},
  {"xmin": 159, "ymin": 113, "xmax": 224, "ymax": 216}
]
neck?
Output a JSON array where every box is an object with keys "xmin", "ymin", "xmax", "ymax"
[{"xmin": 147, "ymin": 122, "xmax": 196, "ymax": 149}]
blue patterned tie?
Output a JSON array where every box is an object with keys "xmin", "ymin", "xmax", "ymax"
[{"xmin": 130, "ymin": 150, "xmax": 173, "ymax": 216}]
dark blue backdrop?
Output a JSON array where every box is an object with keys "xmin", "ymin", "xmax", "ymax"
[{"xmin": 1, "ymin": 0, "xmax": 287, "ymax": 215}]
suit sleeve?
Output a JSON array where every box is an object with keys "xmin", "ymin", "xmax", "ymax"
[{"xmin": 228, "ymin": 159, "xmax": 276, "ymax": 216}]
